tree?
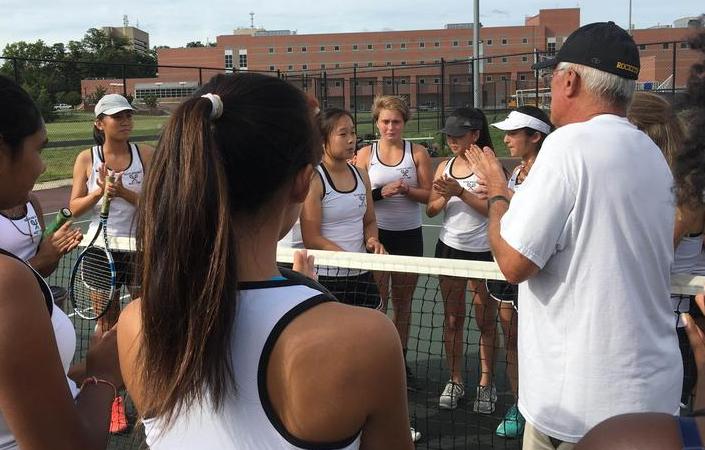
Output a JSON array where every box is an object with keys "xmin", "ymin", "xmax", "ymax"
[
  {"xmin": 63, "ymin": 91, "xmax": 82, "ymax": 106},
  {"xmin": 143, "ymin": 94, "xmax": 158, "ymax": 109},
  {"xmin": 186, "ymin": 41, "xmax": 206, "ymax": 48}
]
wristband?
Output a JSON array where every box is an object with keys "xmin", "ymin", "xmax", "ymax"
[
  {"xmin": 80, "ymin": 376, "xmax": 118, "ymax": 399},
  {"xmin": 487, "ymin": 195, "xmax": 511, "ymax": 208},
  {"xmin": 371, "ymin": 187, "xmax": 383, "ymax": 201}
]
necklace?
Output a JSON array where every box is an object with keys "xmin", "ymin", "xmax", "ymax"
[{"xmin": 1, "ymin": 205, "xmax": 35, "ymax": 243}]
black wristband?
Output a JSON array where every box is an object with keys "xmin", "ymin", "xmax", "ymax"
[
  {"xmin": 372, "ymin": 187, "xmax": 383, "ymax": 201},
  {"xmin": 487, "ymin": 195, "xmax": 510, "ymax": 208}
]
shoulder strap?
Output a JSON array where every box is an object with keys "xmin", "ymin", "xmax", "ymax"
[{"xmin": 0, "ymin": 249, "xmax": 53, "ymax": 316}]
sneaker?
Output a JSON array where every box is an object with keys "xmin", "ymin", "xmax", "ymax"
[
  {"xmin": 472, "ymin": 384, "xmax": 497, "ymax": 414},
  {"xmin": 410, "ymin": 427, "xmax": 422, "ymax": 443},
  {"xmin": 109, "ymin": 396, "xmax": 128, "ymax": 434},
  {"xmin": 439, "ymin": 380, "xmax": 465, "ymax": 410},
  {"xmin": 496, "ymin": 403, "xmax": 525, "ymax": 438}
]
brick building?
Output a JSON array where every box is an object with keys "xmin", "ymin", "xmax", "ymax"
[{"xmin": 81, "ymin": 8, "xmax": 701, "ymax": 110}]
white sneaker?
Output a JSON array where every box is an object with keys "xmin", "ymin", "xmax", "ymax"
[
  {"xmin": 439, "ymin": 380, "xmax": 465, "ymax": 410},
  {"xmin": 410, "ymin": 427, "xmax": 421, "ymax": 443},
  {"xmin": 472, "ymin": 384, "xmax": 497, "ymax": 414}
]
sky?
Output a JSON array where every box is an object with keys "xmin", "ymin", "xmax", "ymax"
[{"xmin": 1, "ymin": 0, "xmax": 702, "ymax": 52}]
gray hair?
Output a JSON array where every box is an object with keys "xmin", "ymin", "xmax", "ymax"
[{"xmin": 557, "ymin": 62, "xmax": 636, "ymax": 109}]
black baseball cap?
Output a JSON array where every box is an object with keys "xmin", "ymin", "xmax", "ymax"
[
  {"xmin": 532, "ymin": 21, "xmax": 640, "ymax": 80},
  {"xmin": 441, "ymin": 115, "xmax": 484, "ymax": 137}
]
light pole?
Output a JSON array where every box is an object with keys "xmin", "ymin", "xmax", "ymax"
[
  {"xmin": 628, "ymin": 0, "xmax": 633, "ymax": 34},
  {"xmin": 473, "ymin": 0, "xmax": 481, "ymax": 107}
]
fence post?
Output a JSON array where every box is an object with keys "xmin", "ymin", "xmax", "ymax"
[
  {"xmin": 672, "ymin": 41, "xmax": 677, "ymax": 98},
  {"xmin": 353, "ymin": 65, "xmax": 358, "ymax": 135},
  {"xmin": 391, "ymin": 68, "xmax": 396, "ymax": 95},
  {"xmin": 323, "ymin": 71, "xmax": 328, "ymax": 109},
  {"xmin": 12, "ymin": 58, "xmax": 19, "ymax": 83},
  {"xmin": 440, "ymin": 58, "xmax": 446, "ymax": 129},
  {"xmin": 199, "ymin": 68, "xmax": 203, "ymax": 86},
  {"xmin": 534, "ymin": 49, "xmax": 540, "ymax": 108},
  {"xmin": 122, "ymin": 64, "xmax": 127, "ymax": 97}
]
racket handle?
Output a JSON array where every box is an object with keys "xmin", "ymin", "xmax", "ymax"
[
  {"xmin": 43, "ymin": 208, "xmax": 72, "ymax": 237},
  {"xmin": 100, "ymin": 174, "xmax": 115, "ymax": 218}
]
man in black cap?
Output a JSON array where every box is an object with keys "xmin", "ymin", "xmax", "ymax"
[{"xmin": 468, "ymin": 22, "xmax": 681, "ymax": 449}]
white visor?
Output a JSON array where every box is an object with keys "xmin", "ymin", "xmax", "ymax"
[{"xmin": 491, "ymin": 111, "xmax": 551, "ymax": 135}]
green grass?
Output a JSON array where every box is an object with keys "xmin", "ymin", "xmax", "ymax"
[{"xmin": 45, "ymin": 115, "xmax": 168, "ymax": 142}]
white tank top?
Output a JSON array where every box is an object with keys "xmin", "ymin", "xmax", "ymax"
[
  {"xmin": 143, "ymin": 272, "xmax": 362, "ymax": 450},
  {"xmin": 279, "ymin": 220, "xmax": 304, "ymax": 249},
  {"xmin": 672, "ymin": 233, "xmax": 704, "ymax": 317},
  {"xmin": 507, "ymin": 165, "xmax": 523, "ymax": 193},
  {"xmin": 438, "ymin": 157, "xmax": 490, "ymax": 252},
  {"xmin": 86, "ymin": 144, "xmax": 144, "ymax": 238},
  {"xmin": 368, "ymin": 141, "xmax": 422, "ymax": 231},
  {"xmin": 315, "ymin": 164, "xmax": 367, "ymax": 277},
  {"xmin": 0, "ymin": 202, "xmax": 41, "ymax": 261},
  {"xmin": 0, "ymin": 250, "xmax": 78, "ymax": 450}
]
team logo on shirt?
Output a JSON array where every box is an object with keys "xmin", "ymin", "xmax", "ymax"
[
  {"xmin": 398, "ymin": 168, "xmax": 411, "ymax": 179},
  {"xmin": 124, "ymin": 171, "xmax": 141, "ymax": 186},
  {"xmin": 26, "ymin": 217, "xmax": 41, "ymax": 235},
  {"xmin": 355, "ymin": 193, "xmax": 366, "ymax": 208}
]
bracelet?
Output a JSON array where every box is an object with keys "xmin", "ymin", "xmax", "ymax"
[
  {"xmin": 487, "ymin": 195, "xmax": 511, "ymax": 208},
  {"xmin": 371, "ymin": 187, "xmax": 383, "ymax": 201},
  {"xmin": 80, "ymin": 376, "xmax": 118, "ymax": 399}
]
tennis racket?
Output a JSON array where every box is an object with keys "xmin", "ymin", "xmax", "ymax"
[{"xmin": 69, "ymin": 174, "xmax": 116, "ymax": 320}]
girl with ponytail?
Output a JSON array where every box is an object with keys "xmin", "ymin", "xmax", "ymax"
[{"xmin": 117, "ymin": 73, "xmax": 414, "ymax": 449}]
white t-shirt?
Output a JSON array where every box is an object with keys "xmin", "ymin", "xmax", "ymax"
[{"xmin": 501, "ymin": 114, "xmax": 681, "ymax": 442}]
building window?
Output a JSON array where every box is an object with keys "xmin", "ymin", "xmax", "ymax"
[
  {"xmin": 500, "ymin": 75, "xmax": 507, "ymax": 81},
  {"xmin": 353, "ymin": 44, "xmax": 358, "ymax": 51},
  {"xmin": 501, "ymin": 38, "xmax": 508, "ymax": 45},
  {"xmin": 468, "ymin": 40, "xmax": 473, "ymax": 46},
  {"xmin": 368, "ymin": 81, "xmax": 373, "ymax": 86},
  {"xmin": 547, "ymin": 42, "xmax": 556, "ymax": 53},
  {"xmin": 335, "ymin": 63, "xmax": 341, "ymax": 68},
  {"xmin": 419, "ymin": 79, "xmax": 425, "ymax": 84},
  {"xmin": 433, "ymin": 78, "xmax": 439, "ymax": 84},
  {"xmin": 639, "ymin": 44, "xmax": 647, "ymax": 50},
  {"xmin": 522, "ymin": 55, "xmax": 528, "ymax": 62},
  {"xmin": 238, "ymin": 53, "xmax": 247, "ymax": 69},
  {"xmin": 502, "ymin": 57, "xmax": 508, "ymax": 63},
  {"xmin": 386, "ymin": 43, "xmax": 392, "ymax": 49},
  {"xmin": 486, "ymin": 57, "xmax": 493, "ymax": 64},
  {"xmin": 434, "ymin": 59, "xmax": 440, "ymax": 64},
  {"xmin": 453, "ymin": 41, "xmax": 459, "ymax": 47},
  {"xmin": 519, "ymin": 74, "xmax": 527, "ymax": 81},
  {"xmin": 486, "ymin": 75, "xmax": 493, "ymax": 81},
  {"xmin": 269, "ymin": 65, "xmax": 275, "ymax": 71},
  {"xmin": 386, "ymin": 80, "xmax": 392, "ymax": 85},
  {"xmin": 419, "ymin": 42, "xmax": 425, "ymax": 48},
  {"xmin": 400, "ymin": 42, "xmax": 406, "ymax": 49},
  {"xmin": 287, "ymin": 47, "xmax": 292, "ymax": 53},
  {"xmin": 302, "ymin": 64, "xmax": 308, "ymax": 70},
  {"xmin": 434, "ymin": 41, "xmax": 440, "ymax": 47},
  {"xmin": 386, "ymin": 61, "xmax": 392, "ymax": 66},
  {"xmin": 334, "ymin": 81, "xmax": 341, "ymax": 87},
  {"xmin": 320, "ymin": 64, "xmax": 326, "ymax": 69},
  {"xmin": 401, "ymin": 61, "xmax": 406, "ymax": 65},
  {"xmin": 681, "ymin": 42, "xmax": 689, "ymax": 49},
  {"xmin": 419, "ymin": 60, "xmax": 425, "ymax": 64},
  {"xmin": 288, "ymin": 65, "xmax": 293, "ymax": 70},
  {"xmin": 224, "ymin": 53, "xmax": 233, "ymax": 70},
  {"xmin": 301, "ymin": 46, "xmax": 307, "ymax": 52},
  {"xmin": 401, "ymin": 79, "xmax": 407, "ymax": 84},
  {"xmin": 334, "ymin": 45, "xmax": 340, "ymax": 52},
  {"xmin": 353, "ymin": 62, "xmax": 359, "ymax": 67},
  {"xmin": 663, "ymin": 43, "xmax": 670, "ymax": 49},
  {"xmin": 268, "ymin": 47, "xmax": 274, "ymax": 53},
  {"xmin": 368, "ymin": 62, "xmax": 373, "ymax": 67},
  {"xmin": 320, "ymin": 46, "xmax": 325, "ymax": 52},
  {"xmin": 368, "ymin": 44, "xmax": 373, "ymax": 50},
  {"xmin": 522, "ymin": 38, "xmax": 528, "ymax": 44},
  {"xmin": 486, "ymin": 39, "xmax": 493, "ymax": 46}
]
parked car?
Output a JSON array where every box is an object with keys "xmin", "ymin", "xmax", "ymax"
[{"xmin": 53, "ymin": 103, "xmax": 72, "ymax": 111}]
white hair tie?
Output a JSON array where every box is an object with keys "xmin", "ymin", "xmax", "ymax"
[{"xmin": 201, "ymin": 93, "xmax": 223, "ymax": 120}]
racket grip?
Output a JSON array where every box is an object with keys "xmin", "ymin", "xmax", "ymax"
[
  {"xmin": 43, "ymin": 208, "xmax": 72, "ymax": 237},
  {"xmin": 100, "ymin": 175, "xmax": 115, "ymax": 218}
]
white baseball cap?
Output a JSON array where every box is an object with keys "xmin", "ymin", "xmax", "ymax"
[
  {"xmin": 94, "ymin": 94, "xmax": 135, "ymax": 117},
  {"xmin": 491, "ymin": 111, "xmax": 551, "ymax": 135}
]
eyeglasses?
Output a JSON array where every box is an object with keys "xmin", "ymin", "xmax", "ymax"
[{"xmin": 539, "ymin": 67, "xmax": 567, "ymax": 85}]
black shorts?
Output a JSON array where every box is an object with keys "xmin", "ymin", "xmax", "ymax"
[
  {"xmin": 378, "ymin": 227, "xmax": 424, "ymax": 257},
  {"xmin": 112, "ymin": 250, "xmax": 136, "ymax": 288},
  {"xmin": 317, "ymin": 271, "xmax": 381, "ymax": 309},
  {"xmin": 486, "ymin": 279, "xmax": 518, "ymax": 308},
  {"xmin": 434, "ymin": 239, "xmax": 493, "ymax": 262}
]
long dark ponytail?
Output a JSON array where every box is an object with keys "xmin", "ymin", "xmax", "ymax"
[{"xmin": 136, "ymin": 73, "xmax": 321, "ymax": 425}]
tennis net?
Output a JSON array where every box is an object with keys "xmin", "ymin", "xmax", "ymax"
[{"xmin": 47, "ymin": 236, "xmax": 705, "ymax": 450}]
